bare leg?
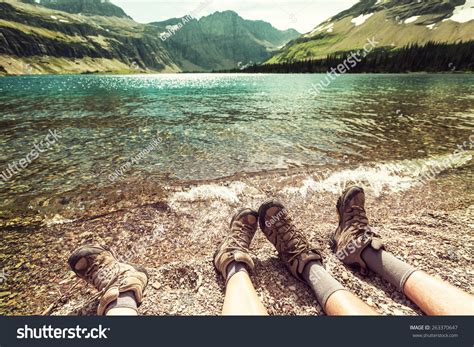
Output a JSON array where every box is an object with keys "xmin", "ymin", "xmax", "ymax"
[
  {"xmin": 362, "ymin": 248, "xmax": 474, "ymax": 315},
  {"xmin": 106, "ymin": 307, "xmax": 138, "ymax": 316},
  {"xmin": 403, "ymin": 271, "xmax": 474, "ymax": 316},
  {"xmin": 258, "ymin": 199, "xmax": 378, "ymax": 316},
  {"xmin": 214, "ymin": 209, "xmax": 266, "ymax": 315},
  {"xmin": 325, "ymin": 290, "xmax": 379, "ymax": 316},
  {"xmin": 222, "ymin": 270, "xmax": 268, "ymax": 316},
  {"xmin": 303, "ymin": 261, "xmax": 378, "ymax": 316},
  {"xmin": 332, "ymin": 186, "xmax": 474, "ymax": 316}
]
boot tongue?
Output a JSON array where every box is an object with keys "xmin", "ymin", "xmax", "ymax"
[
  {"xmin": 343, "ymin": 205, "xmax": 367, "ymax": 231},
  {"xmin": 73, "ymin": 257, "xmax": 89, "ymax": 273},
  {"xmin": 242, "ymin": 214, "xmax": 257, "ymax": 227},
  {"xmin": 350, "ymin": 192, "xmax": 365, "ymax": 209}
]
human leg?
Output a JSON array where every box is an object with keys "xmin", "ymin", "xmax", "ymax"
[
  {"xmin": 222, "ymin": 263, "xmax": 268, "ymax": 315},
  {"xmin": 214, "ymin": 209, "xmax": 268, "ymax": 315},
  {"xmin": 258, "ymin": 200, "xmax": 378, "ymax": 315},
  {"xmin": 332, "ymin": 186, "xmax": 474, "ymax": 315}
]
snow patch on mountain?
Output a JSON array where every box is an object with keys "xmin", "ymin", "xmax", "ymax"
[
  {"xmin": 351, "ymin": 13, "xmax": 374, "ymax": 26},
  {"xmin": 404, "ymin": 16, "xmax": 420, "ymax": 24},
  {"xmin": 447, "ymin": 0, "xmax": 474, "ymax": 23},
  {"xmin": 309, "ymin": 22, "xmax": 334, "ymax": 35}
]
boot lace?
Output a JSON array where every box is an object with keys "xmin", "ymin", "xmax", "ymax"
[
  {"xmin": 227, "ymin": 221, "xmax": 253, "ymax": 252},
  {"xmin": 345, "ymin": 206, "xmax": 373, "ymax": 237},
  {"xmin": 278, "ymin": 215, "xmax": 310, "ymax": 262},
  {"xmin": 85, "ymin": 259, "xmax": 120, "ymax": 291}
]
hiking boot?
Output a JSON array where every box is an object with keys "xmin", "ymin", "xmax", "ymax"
[
  {"xmin": 68, "ymin": 245, "xmax": 148, "ymax": 315},
  {"xmin": 331, "ymin": 186, "xmax": 384, "ymax": 275},
  {"xmin": 258, "ymin": 200, "xmax": 322, "ymax": 281},
  {"xmin": 214, "ymin": 209, "xmax": 259, "ymax": 279}
]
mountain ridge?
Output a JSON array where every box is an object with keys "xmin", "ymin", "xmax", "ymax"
[
  {"xmin": 0, "ymin": 0, "xmax": 181, "ymax": 74},
  {"xmin": 151, "ymin": 10, "xmax": 300, "ymax": 71},
  {"xmin": 37, "ymin": 0, "xmax": 131, "ymax": 19},
  {"xmin": 2, "ymin": 0, "xmax": 472, "ymax": 74},
  {"xmin": 0, "ymin": 1, "xmax": 299, "ymax": 74},
  {"xmin": 268, "ymin": 0, "xmax": 474, "ymax": 63}
]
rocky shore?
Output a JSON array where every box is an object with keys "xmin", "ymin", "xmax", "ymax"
[{"xmin": 1, "ymin": 161, "xmax": 472, "ymax": 316}]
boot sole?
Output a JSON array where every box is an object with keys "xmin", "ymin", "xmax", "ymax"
[
  {"xmin": 68, "ymin": 245, "xmax": 149, "ymax": 287},
  {"xmin": 257, "ymin": 199, "xmax": 286, "ymax": 234}
]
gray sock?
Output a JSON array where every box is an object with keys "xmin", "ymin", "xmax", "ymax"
[
  {"xmin": 226, "ymin": 261, "xmax": 249, "ymax": 284},
  {"xmin": 361, "ymin": 247, "xmax": 417, "ymax": 293},
  {"xmin": 105, "ymin": 291, "xmax": 138, "ymax": 314},
  {"xmin": 302, "ymin": 261, "xmax": 345, "ymax": 310}
]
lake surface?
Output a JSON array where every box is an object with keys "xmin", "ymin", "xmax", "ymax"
[{"xmin": 0, "ymin": 74, "xmax": 473, "ymax": 227}]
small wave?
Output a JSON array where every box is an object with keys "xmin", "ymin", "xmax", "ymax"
[
  {"xmin": 169, "ymin": 181, "xmax": 260, "ymax": 208},
  {"xmin": 167, "ymin": 181, "xmax": 264, "ymax": 241},
  {"xmin": 284, "ymin": 151, "xmax": 473, "ymax": 198},
  {"xmin": 42, "ymin": 214, "xmax": 75, "ymax": 227},
  {"xmin": 165, "ymin": 151, "xmax": 472, "ymax": 211}
]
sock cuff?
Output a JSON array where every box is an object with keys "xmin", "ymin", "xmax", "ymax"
[
  {"xmin": 226, "ymin": 261, "xmax": 249, "ymax": 285},
  {"xmin": 303, "ymin": 261, "xmax": 345, "ymax": 309},
  {"xmin": 400, "ymin": 268, "xmax": 418, "ymax": 294},
  {"xmin": 105, "ymin": 291, "xmax": 139, "ymax": 314}
]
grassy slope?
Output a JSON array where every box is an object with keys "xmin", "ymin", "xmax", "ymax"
[
  {"xmin": 268, "ymin": 10, "xmax": 474, "ymax": 63},
  {"xmin": 0, "ymin": 0, "xmax": 181, "ymax": 75},
  {"xmin": 0, "ymin": 54, "xmax": 151, "ymax": 75}
]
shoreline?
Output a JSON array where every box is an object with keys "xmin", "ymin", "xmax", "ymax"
[
  {"xmin": 1, "ymin": 151, "xmax": 472, "ymax": 232},
  {"xmin": 2, "ymin": 71, "xmax": 473, "ymax": 77},
  {"xmin": 0, "ymin": 161, "xmax": 472, "ymax": 315}
]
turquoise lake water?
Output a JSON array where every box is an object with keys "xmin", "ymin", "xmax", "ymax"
[{"xmin": 0, "ymin": 73, "xmax": 473, "ymax": 224}]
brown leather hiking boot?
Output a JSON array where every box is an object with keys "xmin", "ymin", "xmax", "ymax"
[
  {"xmin": 68, "ymin": 245, "xmax": 148, "ymax": 315},
  {"xmin": 331, "ymin": 186, "xmax": 384, "ymax": 275},
  {"xmin": 214, "ymin": 209, "xmax": 259, "ymax": 279},
  {"xmin": 258, "ymin": 200, "xmax": 322, "ymax": 281}
]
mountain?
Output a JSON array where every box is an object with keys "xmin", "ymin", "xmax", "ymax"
[
  {"xmin": 37, "ymin": 0, "xmax": 131, "ymax": 19},
  {"xmin": 0, "ymin": 1, "xmax": 299, "ymax": 74},
  {"xmin": 267, "ymin": 0, "xmax": 474, "ymax": 64},
  {"xmin": 151, "ymin": 11, "xmax": 300, "ymax": 71},
  {"xmin": 0, "ymin": 0, "xmax": 180, "ymax": 75}
]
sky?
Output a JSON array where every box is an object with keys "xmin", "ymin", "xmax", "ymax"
[{"xmin": 113, "ymin": 0, "xmax": 359, "ymax": 33}]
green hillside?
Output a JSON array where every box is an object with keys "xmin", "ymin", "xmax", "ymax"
[
  {"xmin": 0, "ymin": 0, "xmax": 180, "ymax": 74},
  {"xmin": 151, "ymin": 11, "xmax": 300, "ymax": 71},
  {"xmin": 268, "ymin": 0, "xmax": 474, "ymax": 63},
  {"xmin": 0, "ymin": 1, "xmax": 299, "ymax": 74}
]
